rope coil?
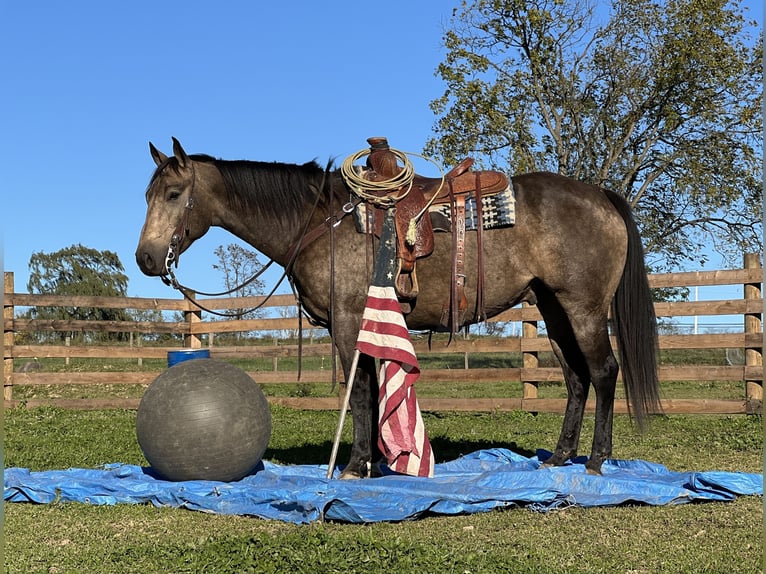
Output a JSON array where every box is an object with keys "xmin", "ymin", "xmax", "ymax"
[{"xmin": 340, "ymin": 146, "xmax": 445, "ymax": 215}]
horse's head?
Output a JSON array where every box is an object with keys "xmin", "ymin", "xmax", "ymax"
[{"xmin": 135, "ymin": 138, "xmax": 213, "ymax": 277}]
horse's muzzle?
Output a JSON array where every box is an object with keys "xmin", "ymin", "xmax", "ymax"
[{"xmin": 135, "ymin": 249, "xmax": 163, "ymax": 276}]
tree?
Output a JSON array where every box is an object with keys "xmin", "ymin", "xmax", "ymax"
[
  {"xmin": 212, "ymin": 243, "xmax": 266, "ymax": 331},
  {"xmin": 26, "ymin": 244, "xmax": 131, "ymax": 342},
  {"xmin": 427, "ymin": 0, "xmax": 762, "ymax": 269},
  {"xmin": 129, "ymin": 307, "xmax": 179, "ymax": 344}
]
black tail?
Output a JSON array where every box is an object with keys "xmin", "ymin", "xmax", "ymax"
[{"xmin": 604, "ymin": 189, "xmax": 662, "ymax": 430}]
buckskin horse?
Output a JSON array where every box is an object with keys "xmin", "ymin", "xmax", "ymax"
[{"xmin": 135, "ymin": 137, "xmax": 661, "ymax": 477}]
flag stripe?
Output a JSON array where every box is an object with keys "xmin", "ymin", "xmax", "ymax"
[
  {"xmin": 356, "ymin": 321, "xmax": 412, "ymax": 346},
  {"xmin": 364, "ymin": 285, "xmax": 405, "ymax": 310},
  {"xmin": 356, "ymin": 339, "xmax": 419, "ymax": 366}
]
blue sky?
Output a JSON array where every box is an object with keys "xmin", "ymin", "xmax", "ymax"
[
  {"xmin": 2, "ymin": 1, "xmax": 457, "ymax": 300},
  {"xmin": 2, "ymin": 1, "xmax": 762, "ymax": 316}
]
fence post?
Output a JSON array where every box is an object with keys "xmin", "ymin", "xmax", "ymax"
[
  {"xmin": 4, "ymin": 272, "xmax": 14, "ymax": 403},
  {"xmin": 521, "ymin": 302, "xmax": 539, "ymax": 402},
  {"xmin": 744, "ymin": 253, "xmax": 762, "ymax": 409},
  {"xmin": 272, "ymin": 337, "xmax": 279, "ymax": 371},
  {"xmin": 183, "ymin": 292, "xmax": 202, "ymax": 349}
]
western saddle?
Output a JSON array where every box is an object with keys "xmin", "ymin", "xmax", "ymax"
[{"xmin": 359, "ymin": 137, "xmax": 509, "ymax": 332}]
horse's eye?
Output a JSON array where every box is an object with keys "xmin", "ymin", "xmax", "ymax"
[{"xmin": 167, "ymin": 189, "xmax": 182, "ymax": 201}]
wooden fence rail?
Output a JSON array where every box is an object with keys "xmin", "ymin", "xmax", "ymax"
[{"xmin": 3, "ymin": 253, "xmax": 763, "ymax": 415}]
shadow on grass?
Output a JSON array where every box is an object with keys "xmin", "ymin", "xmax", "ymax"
[{"xmin": 264, "ymin": 438, "xmax": 535, "ymax": 467}]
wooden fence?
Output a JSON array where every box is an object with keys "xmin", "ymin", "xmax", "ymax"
[{"xmin": 3, "ymin": 253, "xmax": 763, "ymax": 414}]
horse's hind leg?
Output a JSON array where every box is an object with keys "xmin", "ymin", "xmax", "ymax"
[
  {"xmin": 536, "ymin": 293, "xmax": 591, "ymax": 467},
  {"xmin": 545, "ymin": 340, "xmax": 589, "ymax": 467},
  {"xmin": 581, "ymin": 323, "xmax": 620, "ymax": 474},
  {"xmin": 537, "ymin": 288, "xmax": 619, "ymax": 474},
  {"xmin": 564, "ymin": 316, "xmax": 619, "ymax": 475}
]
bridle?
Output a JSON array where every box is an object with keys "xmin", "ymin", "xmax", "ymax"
[
  {"xmin": 161, "ymin": 197, "xmax": 195, "ymax": 287},
  {"xmin": 157, "ymin": 159, "xmax": 353, "ymax": 320},
  {"xmin": 159, "ymin": 160, "xmax": 197, "ymax": 285},
  {"xmin": 155, "ymin": 157, "xmax": 353, "ymax": 384},
  {"xmin": 156, "ymin": 160, "xmax": 282, "ymax": 318}
]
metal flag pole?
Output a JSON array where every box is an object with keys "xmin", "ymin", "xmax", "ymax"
[{"xmin": 326, "ymin": 348, "xmax": 361, "ymax": 479}]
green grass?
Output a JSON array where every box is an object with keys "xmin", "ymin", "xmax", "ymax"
[
  {"xmin": 4, "ymin": 406, "xmax": 763, "ymax": 573},
  {"xmin": 9, "ymin": 379, "xmax": 749, "ymax": 405},
  {"xmin": 20, "ymin": 346, "xmax": 735, "ymax": 372},
  {"xmin": 10, "ymin": 377, "xmax": 750, "ymax": 403}
]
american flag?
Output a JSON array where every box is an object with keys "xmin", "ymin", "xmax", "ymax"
[{"xmin": 355, "ymin": 209, "xmax": 434, "ymax": 478}]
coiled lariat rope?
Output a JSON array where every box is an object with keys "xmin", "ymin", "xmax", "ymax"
[
  {"xmin": 340, "ymin": 147, "xmax": 415, "ymax": 206},
  {"xmin": 340, "ymin": 146, "xmax": 445, "ymax": 244}
]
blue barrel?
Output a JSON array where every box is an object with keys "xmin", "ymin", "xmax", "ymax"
[{"xmin": 167, "ymin": 349, "xmax": 210, "ymax": 367}]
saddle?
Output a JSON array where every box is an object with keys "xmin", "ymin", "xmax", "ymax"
[{"xmin": 361, "ymin": 137, "xmax": 509, "ymax": 332}]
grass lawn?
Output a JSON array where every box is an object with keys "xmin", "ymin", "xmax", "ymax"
[{"xmin": 4, "ymin": 406, "xmax": 763, "ymax": 573}]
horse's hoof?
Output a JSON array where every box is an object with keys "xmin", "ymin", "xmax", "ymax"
[
  {"xmin": 539, "ymin": 451, "xmax": 574, "ymax": 469},
  {"xmin": 336, "ymin": 457, "xmax": 388, "ymax": 479},
  {"xmin": 338, "ymin": 468, "xmax": 362, "ymax": 480},
  {"xmin": 585, "ymin": 460, "xmax": 604, "ymax": 475},
  {"xmin": 338, "ymin": 460, "xmax": 376, "ymax": 479}
]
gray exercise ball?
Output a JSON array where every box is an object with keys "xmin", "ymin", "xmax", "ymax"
[{"xmin": 136, "ymin": 359, "xmax": 271, "ymax": 482}]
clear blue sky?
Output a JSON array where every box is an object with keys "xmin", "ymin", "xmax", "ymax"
[
  {"xmin": 2, "ymin": 1, "xmax": 458, "ymax": 299},
  {"xmin": 2, "ymin": 1, "xmax": 762, "ymax": 312}
]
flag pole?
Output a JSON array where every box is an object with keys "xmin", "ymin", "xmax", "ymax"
[{"xmin": 326, "ymin": 348, "xmax": 361, "ymax": 479}]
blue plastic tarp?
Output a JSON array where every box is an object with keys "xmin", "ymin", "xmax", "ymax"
[{"xmin": 4, "ymin": 449, "xmax": 762, "ymax": 524}]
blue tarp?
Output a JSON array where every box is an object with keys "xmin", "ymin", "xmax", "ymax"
[{"xmin": 4, "ymin": 449, "xmax": 762, "ymax": 524}]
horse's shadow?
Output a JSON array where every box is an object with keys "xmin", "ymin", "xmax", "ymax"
[{"xmin": 265, "ymin": 439, "xmax": 536, "ymax": 467}]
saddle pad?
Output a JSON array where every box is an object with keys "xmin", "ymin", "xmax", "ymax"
[
  {"xmin": 353, "ymin": 184, "xmax": 516, "ymax": 234},
  {"xmin": 429, "ymin": 184, "xmax": 515, "ymax": 232}
]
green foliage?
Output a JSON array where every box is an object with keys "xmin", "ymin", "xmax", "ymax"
[
  {"xmin": 27, "ymin": 244, "xmax": 128, "ymax": 298},
  {"xmin": 427, "ymin": 0, "xmax": 762, "ymax": 268},
  {"xmin": 25, "ymin": 244, "xmax": 131, "ymax": 342}
]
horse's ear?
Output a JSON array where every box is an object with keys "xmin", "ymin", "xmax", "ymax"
[
  {"xmin": 172, "ymin": 137, "xmax": 190, "ymax": 168},
  {"xmin": 149, "ymin": 142, "xmax": 167, "ymax": 166}
]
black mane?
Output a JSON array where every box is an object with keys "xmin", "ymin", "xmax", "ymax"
[
  {"xmin": 150, "ymin": 154, "xmax": 341, "ymax": 223},
  {"xmin": 209, "ymin": 156, "xmax": 329, "ymax": 219}
]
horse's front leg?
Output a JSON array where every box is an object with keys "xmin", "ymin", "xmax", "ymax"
[{"xmin": 337, "ymin": 349, "xmax": 381, "ymax": 479}]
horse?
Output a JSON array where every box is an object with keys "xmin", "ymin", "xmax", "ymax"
[{"xmin": 135, "ymin": 137, "xmax": 661, "ymax": 477}]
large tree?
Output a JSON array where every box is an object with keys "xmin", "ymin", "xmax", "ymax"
[
  {"xmin": 26, "ymin": 244, "xmax": 131, "ymax": 341},
  {"xmin": 427, "ymin": 0, "xmax": 762, "ymax": 268}
]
